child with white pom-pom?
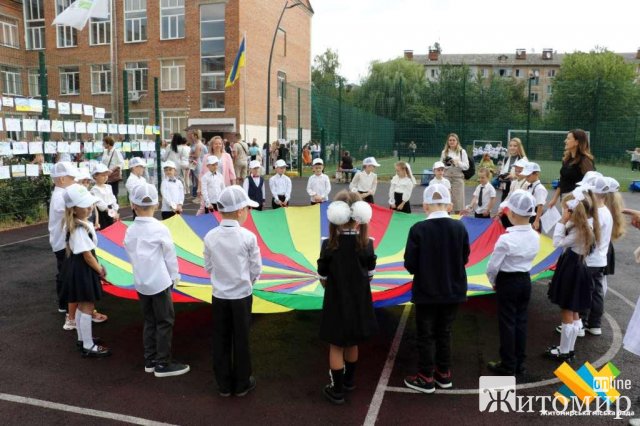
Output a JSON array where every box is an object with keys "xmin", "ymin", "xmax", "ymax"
[{"xmin": 317, "ymin": 190, "xmax": 377, "ymax": 405}]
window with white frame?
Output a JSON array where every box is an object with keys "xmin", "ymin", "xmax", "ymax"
[
  {"xmin": 24, "ymin": 0, "xmax": 45, "ymax": 50},
  {"xmin": 1, "ymin": 66, "xmax": 23, "ymax": 95},
  {"xmin": 161, "ymin": 0, "xmax": 185, "ymax": 40},
  {"xmin": 547, "ymin": 69, "xmax": 556, "ymax": 78},
  {"xmin": 90, "ymin": 0, "xmax": 111, "ymax": 46},
  {"xmin": 546, "ymin": 84, "xmax": 553, "ymax": 94},
  {"xmin": 161, "ymin": 59, "xmax": 185, "ymax": 91},
  {"xmin": 200, "ymin": 3, "xmax": 225, "ymax": 110},
  {"xmin": 0, "ymin": 15, "xmax": 19, "ymax": 48},
  {"xmin": 56, "ymin": 0, "xmax": 78, "ymax": 48},
  {"xmin": 28, "ymin": 69, "xmax": 40, "ymax": 96},
  {"xmin": 125, "ymin": 0, "xmax": 147, "ymax": 43},
  {"xmin": 91, "ymin": 64, "xmax": 111, "ymax": 94},
  {"xmin": 530, "ymin": 92, "xmax": 538, "ymax": 102},
  {"xmin": 161, "ymin": 110, "xmax": 188, "ymax": 140},
  {"xmin": 60, "ymin": 66, "xmax": 80, "ymax": 95},
  {"xmin": 125, "ymin": 61, "xmax": 148, "ymax": 92},
  {"xmin": 515, "ymin": 69, "xmax": 521, "ymax": 78}
]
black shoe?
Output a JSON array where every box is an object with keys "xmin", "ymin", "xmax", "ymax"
[
  {"xmin": 235, "ymin": 376, "xmax": 256, "ymax": 397},
  {"xmin": 218, "ymin": 389, "xmax": 231, "ymax": 397},
  {"xmin": 544, "ymin": 346, "xmax": 574, "ymax": 361},
  {"xmin": 434, "ymin": 370, "xmax": 453, "ymax": 389},
  {"xmin": 144, "ymin": 359, "xmax": 157, "ymax": 373},
  {"xmin": 323, "ymin": 384, "xmax": 345, "ymax": 404},
  {"xmin": 487, "ymin": 361, "xmax": 515, "ymax": 375},
  {"xmin": 404, "ymin": 372, "xmax": 435, "ymax": 394},
  {"xmin": 76, "ymin": 338, "xmax": 102, "ymax": 351},
  {"xmin": 81, "ymin": 344, "xmax": 111, "ymax": 358},
  {"xmin": 154, "ymin": 361, "xmax": 190, "ymax": 377}
]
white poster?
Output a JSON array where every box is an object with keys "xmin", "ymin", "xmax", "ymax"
[
  {"xmin": 136, "ymin": 125, "xmax": 144, "ymax": 135},
  {"xmin": 26, "ymin": 164, "xmax": 40, "ymax": 177},
  {"xmin": 97, "ymin": 123, "xmax": 108, "ymax": 133},
  {"xmin": 5, "ymin": 118, "xmax": 21, "ymax": 132},
  {"xmin": 69, "ymin": 141, "xmax": 81, "ymax": 154},
  {"xmin": 131, "ymin": 141, "xmax": 140, "ymax": 152},
  {"xmin": 0, "ymin": 165, "xmax": 10, "ymax": 179},
  {"xmin": 95, "ymin": 107, "xmax": 105, "ymax": 119},
  {"xmin": 93, "ymin": 142, "xmax": 103, "ymax": 153},
  {"xmin": 51, "ymin": 120, "xmax": 64, "ymax": 133},
  {"xmin": 87, "ymin": 122, "xmax": 97, "ymax": 134},
  {"xmin": 108, "ymin": 123, "xmax": 118, "ymax": 134},
  {"xmin": 71, "ymin": 103, "xmax": 83, "ymax": 115},
  {"xmin": 12, "ymin": 141, "xmax": 28, "ymax": 155},
  {"xmin": 118, "ymin": 124, "xmax": 127, "ymax": 135},
  {"xmin": 75, "ymin": 122, "xmax": 87, "ymax": 134},
  {"xmin": 44, "ymin": 141, "xmax": 57, "ymax": 154},
  {"xmin": 57, "ymin": 142, "xmax": 70, "ymax": 153},
  {"xmin": 127, "ymin": 124, "xmax": 136, "ymax": 135},
  {"xmin": 0, "ymin": 141, "xmax": 11, "ymax": 156},
  {"xmin": 144, "ymin": 126, "xmax": 153, "ymax": 135},
  {"xmin": 83, "ymin": 105, "xmax": 94, "ymax": 117},
  {"xmin": 83, "ymin": 142, "xmax": 93, "ymax": 153},
  {"xmin": 28, "ymin": 142, "xmax": 43, "ymax": 154},
  {"xmin": 22, "ymin": 119, "xmax": 37, "ymax": 132},
  {"xmin": 48, "ymin": 100, "xmax": 57, "ymax": 109},
  {"xmin": 42, "ymin": 163, "xmax": 53, "ymax": 175},
  {"xmin": 37, "ymin": 120, "xmax": 51, "ymax": 132},
  {"xmin": 2, "ymin": 96, "xmax": 14, "ymax": 107},
  {"xmin": 11, "ymin": 164, "xmax": 25, "ymax": 177},
  {"xmin": 58, "ymin": 102, "xmax": 70, "ymax": 115},
  {"xmin": 63, "ymin": 121, "xmax": 75, "ymax": 132}
]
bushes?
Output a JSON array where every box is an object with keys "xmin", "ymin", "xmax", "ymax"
[{"xmin": 0, "ymin": 174, "xmax": 52, "ymax": 223}]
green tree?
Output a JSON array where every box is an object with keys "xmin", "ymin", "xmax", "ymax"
[{"xmin": 311, "ymin": 48, "xmax": 343, "ymax": 97}]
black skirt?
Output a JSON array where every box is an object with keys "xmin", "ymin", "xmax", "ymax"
[
  {"xmin": 97, "ymin": 209, "xmax": 115, "ymax": 230},
  {"xmin": 59, "ymin": 250, "xmax": 102, "ymax": 303},
  {"xmin": 393, "ymin": 192, "xmax": 411, "ymax": 213},
  {"xmin": 548, "ymin": 249, "xmax": 592, "ymax": 311},
  {"xmin": 358, "ymin": 191, "xmax": 374, "ymax": 204}
]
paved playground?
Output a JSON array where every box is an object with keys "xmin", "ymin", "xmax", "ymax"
[{"xmin": 0, "ymin": 179, "xmax": 639, "ymax": 425}]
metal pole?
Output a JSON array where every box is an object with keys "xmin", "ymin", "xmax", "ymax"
[
  {"xmin": 38, "ymin": 51, "xmax": 49, "ymax": 142},
  {"xmin": 297, "ymin": 86, "xmax": 302, "ymax": 176},
  {"xmin": 338, "ymin": 79, "xmax": 342, "ymax": 164},
  {"xmin": 154, "ymin": 77, "xmax": 162, "ymax": 191},
  {"xmin": 123, "ymin": 69, "xmax": 129, "ymax": 142},
  {"xmin": 526, "ymin": 77, "xmax": 532, "ymax": 154}
]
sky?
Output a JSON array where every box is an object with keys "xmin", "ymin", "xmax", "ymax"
[{"xmin": 311, "ymin": 0, "xmax": 640, "ymax": 84}]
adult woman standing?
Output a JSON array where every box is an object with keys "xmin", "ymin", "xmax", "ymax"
[
  {"xmin": 498, "ymin": 138, "xmax": 528, "ymax": 202},
  {"xmin": 202, "ymin": 136, "xmax": 235, "ymax": 186},
  {"xmin": 101, "ymin": 136, "xmax": 124, "ymax": 198},
  {"xmin": 189, "ymin": 131, "xmax": 207, "ymax": 197},
  {"xmin": 440, "ymin": 133, "xmax": 469, "ymax": 213},
  {"xmin": 163, "ymin": 133, "xmax": 190, "ymax": 188},
  {"xmin": 548, "ymin": 129, "xmax": 595, "ymax": 209}
]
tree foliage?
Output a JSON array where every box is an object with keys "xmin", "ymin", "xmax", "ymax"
[{"xmin": 311, "ymin": 48, "xmax": 343, "ymax": 97}]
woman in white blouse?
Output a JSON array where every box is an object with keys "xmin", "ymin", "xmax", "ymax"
[
  {"xmin": 101, "ymin": 136, "xmax": 124, "ymax": 199},
  {"xmin": 388, "ymin": 161, "xmax": 416, "ymax": 213},
  {"xmin": 440, "ymin": 133, "xmax": 469, "ymax": 213},
  {"xmin": 162, "ymin": 133, "xmax": 191, "ymax": 192},
  {"xmin": 498, "ymin": 137, "xmax": 528, "ymax": 202}
]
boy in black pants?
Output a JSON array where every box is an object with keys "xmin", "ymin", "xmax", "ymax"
[
  {"xmin": 403, "ymin": 183, "xmax": 470, "ymax": 393},
  {"xmin": 485, "ymin": 190, "xmax": 540, "ymax": 375}
]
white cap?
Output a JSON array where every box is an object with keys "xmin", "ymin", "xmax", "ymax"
[
  {"xmin": 63, "ymin": 183, "xmax": 98, "ymax": 208},
  {"xmin": 74, "ymin": 169, "xmax": 93, "ymax": 182},
  {"xmin": 513, "ymin": 159, "xmax": 528, "ymax": 168},
  {"xmin": 605, "ymin": 177, "xmax": 620, "ymax": 193},
  {"xmin": 433, "ymin": 161, "xmax": 445, "ymax": 169},
  {"xmin": 520, "ymin": 162, "xmax": 541, "ymax": 176},
  {"xmin": 590, "ymin": 175, "xmax": 611, "ymax": 194},
  {"xmin": 576, "ymin": 171, "xmax": 603, "ymax": 186},
  {"xmin": 163, "ymin": 160, "xmax": 177, "ymax": 169},
  {"xmin": 217, "ymin": 185, "xmax": 258, "ymax": 212},
  {"xmin": 500, "ymin": 189, "xmax": 536, "ymax": 217},
  {"xmin": 249, "ymin": 160, "xmax": 261, "ymax": 169},
  {"xmin": 206, "ymin": 155, "xmax": 219, "ymax": 165},
  {"xmin": 423, "ymin": 183, "xmax": 451, "ymax": 205},
  {"xmin": 274, "ymin": 159, "xmax": 287, "ymax": 168},
  {"xmin": 129, "ymin": 157, "xmax": 146, "ymax": 168},
  {"xmin": 363, "ymin": 157, "xmax": 380, "ymax": 167},
  {"xmin": 130, "ymin": 183, "xmax": 159, "ymax": 206},
  {"xmin": 92, "ymin": 163, "xmax": 109, "ymax": 175},
  {"xmin": 312, "ymin": 158, "xmax": 324, "ymax": 166},
  {"xmin": 51, "ymin": 161, "xmax": 80, "ymax": 178}
]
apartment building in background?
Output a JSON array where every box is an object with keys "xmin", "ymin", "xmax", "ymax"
[{"xmin": 0, "ymin": 0, "xmax": 313, "ymax": 142}]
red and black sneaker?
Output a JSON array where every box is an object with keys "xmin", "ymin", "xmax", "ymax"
[
  {"xmin": 404, "ymin": 372, "xmax": 435, "ymax": 394},
  {"xmin": 434, "ymin": 370, "xmax": 453, "ymax": 389}
]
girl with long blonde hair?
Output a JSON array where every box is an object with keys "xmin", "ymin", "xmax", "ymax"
[
  {"xmin": 498, "ymin": 138, "xmax": 528, "ymax": 202},
  {"xmin": 388, "ymin": 161, "xmax": 416, "ymax": 213}
]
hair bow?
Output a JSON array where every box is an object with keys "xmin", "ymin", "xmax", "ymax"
[
  {"xmin": 567, "ymin": 184, "xmax": 594, "ymax": 210},
  {"xmin": 327, "ymin": 200, "xmax": 373, "ymax": 225}
]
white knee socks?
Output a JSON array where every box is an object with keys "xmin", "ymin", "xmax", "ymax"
[
  {"xmin": 570, "ymin": 319, "xmax": 583, "ymax": 351},
  {"xmin": 559, "ymin": 323, "xmax": 576, "ymax": 354},
  {"xmin": 78, "ymin": 311, "xmax": 94, "ymax": 350}
]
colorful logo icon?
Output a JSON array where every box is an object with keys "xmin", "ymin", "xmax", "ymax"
[{"xmin": 553, "ymin": 361, "xmax": 621, "ymax": 406}]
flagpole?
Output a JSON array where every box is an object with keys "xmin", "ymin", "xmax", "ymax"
[{"xmin": 243, "ymin": 32, "xmax": 247, "ymax": 143}]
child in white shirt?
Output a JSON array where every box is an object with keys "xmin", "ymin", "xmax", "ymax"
[
  {"xmin": 91, "ymin": 163, "xmax": 119, "ymax": 230},
  {"xmin": 126, "ymin": 157, "xmax": 147, "ymax": 219},
  {"xmin": 428, "ymin": 161, "xmax": 452, "ymax": 193},
  {"xmin": 519, "ymin": 162, "xmax": 548, "ymax": 231},
  {"xmin": 307, "ymin": 158, "xmax": 331, "ymax": 205},
  {"xmin": 201, "ymin": 155, "xmax": 225, "ymax": 213},
  {"xmin": 160, "ymin": 161, "xmax": 184, "ymax": 220},
  {"xmin": 350, "ymin": 157, "xmax": 380, "ymax": 203},
  {"xmin": 242, "ymin": 160, "xmax": 265, "ymax": 211},
  {"xmin": 269, "ymin": 159, "xmax": 292, "ymax": 209},
  {"xmin": 467, "ymin": 168, "xmax": 496, "ymax": 218},
  {"xmin": 388, "ymin": 161, "xmax": 416, "ymax": 214}
]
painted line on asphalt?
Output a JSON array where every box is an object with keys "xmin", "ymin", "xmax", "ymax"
[
  {"xmin": 608, "ymin": 287, "xmax": 637, "ymax": 310},
  {"xmin": 363, "ymin": 304, "xmax": 412, "ymax": 426},
  {"xmin": 0, "ymin": 393, "xmax": 177, "ymax": 426}
]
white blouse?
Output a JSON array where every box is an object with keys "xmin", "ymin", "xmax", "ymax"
[
  {"xmin": 350, "ymin": 171, "xmax": 378, "ymax": 194},
  {"xmin": 69, "ymin": 221, "xmax": 98, "ymax": 255},
  {"xmin": 91, "ymin": 184, "xmax": 119, "ymax": 212},
  {"xmin": 442, "ymin": 149, "xmax": 469, "ymax": 171},
  {"xmin": 388, "ymin": 175, "xmax": 415, "ymax": 204}
]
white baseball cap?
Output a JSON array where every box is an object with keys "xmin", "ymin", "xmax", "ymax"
[
  {"xmin": 589, "ymin": 176, "xmax": 611, "ymax": 194},
  {"xmin": 513, "ymin": 159, "xmax": 528, "ymax": 168},
  {"xmin": 363, "ymin": 157, "xmax": 380, "ymax": 167},
  {"xmin": 217, "ymin": 185, "xmax": 258, "ymax": 212},
  {"xmin": 249, "ymin": 160, "xmax": 261, "ymax": 169},
  {"xmin": 63, "ymin": 183, "xmax": 98, "ymax": 208},
  {"xmin": 130, "ymin": 183, "xmax": 159, "ymax": 206},
  {"xmin": 312, "ymin": 158, "xmax": 324, "ymax": 166},
  {"xmin": 274, "ymin": 159, "xmax": 287, "ymax": 168},
  {"xmin": 433, "ymin": 161, "xmax": 445, "ymax": 170},
  {"xmin": 51, "ymin": 161, "xmax": 80, "ymax": 178},
  {"xmin": 576, "ymin": 171, "xmax": 603, "ymax": 186},
  {"xmin": 91, "ymin": 163, "xmax": 110, "ymax": 175},
  {"xmin": 163, "ymin": 160, "xmax": 177, "ymax": 169},
  {"xmin": 423, "ymin": 183, "xmax": 451, "ymax": 205},
  {"xmin": 500, "ymin": 189, "xmax": 536, "ymax": 217},
  {"xmin": 520, "ymin": 162, "xmax": 541, "ymax": 176},
  {"xmin": 74, "ymin": 169, "xmax": 93, "ymax": 182},
  {"xmin": 129, "ymin": 157, "xmax": 146, "ymax": 168},
  {"xmin": 206, "ymin": 155, "xmax": 219, "ymax": 165},
  {"xmin": 605, "ymin": 177, "xmax": 620, "ymax": 193}
]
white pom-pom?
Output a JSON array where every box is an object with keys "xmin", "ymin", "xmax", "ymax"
[
  {"xmin": 351, "ymin": 201, "xmax": 373, "ymax": 224},
  {"xmin": 327, "ymin": 201, "xmax": 351, "ymax": 225}
]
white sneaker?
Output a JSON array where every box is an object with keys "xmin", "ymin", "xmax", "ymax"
[
  {"xmin": 63, "ymin": 314, "xmax": 76, "ymax": 331},
  {"xmin": 555, "ymin": 324, "xmax": 585, "ymax": 337},
  {"xmin": 586, "ymin": 327, "xmax": 602, "ymax": 336}
]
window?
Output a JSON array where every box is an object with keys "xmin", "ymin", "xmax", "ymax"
[
  {"xmin": 124, "ymin": 0, "xmax": 147, "ymax": 43},
  {"xmin": 161, "ymin": 0, "xmax": 185, "ymax": 40},
  {"xmin": 161, "ymin": 110, "xmax": 187, "ymax": 140},
  {"xmin": 530, "ymin": 92, "xmax": 538, "ymax": 102},
  {"xmin": 56, "ymin": 0, "xmax": 78, "ymax": 47},
  {"xmin": 60, "ymin": 66, "xmax": 80, "ymax": 95},
  {"xmin": 24, "ymin": 0, "xmax": 45, "ymax": 49},
  {"xmin": 91, "ymin": 64, "xmax": 111, "ymax": 94},
  {"xmin": 515, "ymin": 69, "xmax": 521, "ymax": 78},
  {"xmin": 90, "ymin": 0, "xmax": 111, "ymax": 45},
  {"xmin": 277, "ymin": 114, "xmax": 286, "ymax": 139},
  {"xmin": 200, "ymin": 3, "xmax": 225, "ymax": 110},
  {"xmin": 2, "ymin": 67, "xmax": 23, "ymax": 95},
  {"xmin": 277, "ymin": 71, "xmax": 286, "ymax": 99},
  {"xmin": 0, "ymin": 15, "xmax": 19, "ymax": 48},
  {"xmin": 430, "ymin": 69, "xmax": 437, "ymax": 78},
  {"xmin": 481, "ymin": 68, "xmax": 488, "ymax": 78},
  {"xmin": 28, "ymin": 69, "xmax": 40, "ymax": 96},
  {"xmin": 531, "ymin": 69, "xmax": 540, "ymax": 85},
  {"xmin": 547, "ymin": 69, "xmax": 556, "ymax": 78},
  {"xmin": 125, "ymin": 61, "xmax": 148, "ymax": 92},
  {"xmin": 546, "ymin": 85, "xmax": 553, "ymax": 94},
  {"xmin": 161, "ymin": 59, "xmax": 185, "ymax": 90},
  {"xmin": 498, "ymin": 68, "xmax": 512, "ymax": 77}
]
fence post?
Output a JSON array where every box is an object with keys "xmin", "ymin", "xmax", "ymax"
[
  {"xmin": 123, "ymin": 70, "xmax": 129, "ymax": 142},
  {"xmin": 154, "ymin": 77, "xmax": 162, "ymax": 191},
  {"xmin": 320, "ymin": 127, "xmax": 326, "ymax": 166},
  {"xmin": 297, "ymin": 87, "xmax": 302, "ymax": 176},
  {"xmin": 38, "ymin": 51, "xmax": 49, "ymax": 144}
]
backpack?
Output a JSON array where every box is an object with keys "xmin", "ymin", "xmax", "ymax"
[{"xmin": 462, "ymin": 149, "xmax": 475, "ymax": 180}]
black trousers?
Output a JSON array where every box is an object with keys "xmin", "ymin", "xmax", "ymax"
[
  {"xmin": 212, "ymin": 295, "xmax": 253, "ymax": 393},
  {"xmin": 500, "ymin": 181, "xmax": 511, "ymax": 202},
  {"xmin": 108, "ymin": 180, "xmax": 120, "ymax": 199},
  {"xmin": 138, "ymin": 287, "xmax": 175, "ymax": 364},
  {"xmin": 495, "ymin": 271, "xmax": 531, "ymax": 371},
  {"xmin": 393, "ymin": 192, "xmax": 411, "ymax": 213},
  {"xmin": 581, "ymin": 267, "xmax": 605, "ymax": 328},
  {"xmin": 632, "ymin": 161, "xmax": 640, "ymax": 171},
  {"xmin": 415, "ymin": 303, "xmax": 459, "ymax": 374},
  {"xmin": 161, "ymin": 211, "xmax": 176, "ymax": 220},
  {"xmin": 54, "ymin": 249, "xmax": 66, "ymax": 310},
  {"xmin": 271, "ymin": 194, "xmax": 286, "ymax": 209},
  {"xmin": 474, "ymin": 213, "xmax": 490, "ymax": 219},
  {"xmin": 358, "ymin": 192, "xmax": 374, "ymax": 204},
  {"xmin": 204, "ymin": 205, "xmax": 218, "ymax": 213}
]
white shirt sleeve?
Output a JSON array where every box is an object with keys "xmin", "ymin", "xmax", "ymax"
[
  {"xmin": 371, "ymin": 174, "xmax": 378, "ymax": 195},
  {"xmin": 284, "ymin": 176, "xmax": 292, "ymax": 202},
  {"xmin": 248, "ymin": 233, "xmax": 262, "ymax": 283},
  {"xmin": 269, "ymin": 176, "xmax": 276, "ymax": 198},
  {"xmin": 177, "ymin": 181, "xmax": 184, "ymax": 205},
  {"xmin": 324, "ymin": 175, "xmax": 331, "ymax": 199},
  {"xmin": 242, "ymin": 177, "xmax": 249, "ymax": 194},
  {"xmin": 459, "ymin": 149, "xmax": 470, "ymax": 171},
  {"xmin": 69, "ymin": 226, "xmax": 97, "ymax": 254},
  {"xmin": 389, "ymin": 177, "xmax": 396, "ymax": 205},
  {"xmin": 349, "ymin": 172, "xmax": 360, "ymax": 192},
  {"xmin": 204, "ymin": 238, "xmax": 213, "ymax": 274},
  {"xmin": 486, "ymin": 237, "xmax": 508, "ymax": 285},
  {"xmin": 201, "ymin": 175, "xmax": 211, "ymax": 206},
  {"xmin": 307, "ymin": 176, "xmax": 316, "ymax": 197},
  {"xmin": 553, "ymin": 222, "xmax": 578, "ymax": 249},
  {"xmin": 91, "ymin": 186, "xmax": 109, "ymax": 212}
]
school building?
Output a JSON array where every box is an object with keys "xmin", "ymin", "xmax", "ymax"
[{"xmin": 0, "ymin": 0, "xmax": 313, "ymax": 142}]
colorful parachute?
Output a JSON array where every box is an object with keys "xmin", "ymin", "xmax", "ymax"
[{"xmin": 95, "ymin": 204, "xmax": 561, "ymax": 314}]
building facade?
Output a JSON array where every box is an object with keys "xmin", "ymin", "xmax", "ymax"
[{"xmin": 0, "ymin": 0, "xmax": 313, "ymax": 143}]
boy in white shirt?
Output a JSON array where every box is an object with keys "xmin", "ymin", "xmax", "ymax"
[
  {"xmin": 428, "ymin": 161, "xmax": 452, "ymax": 193},
  {"xmin": 466, "ymin": 168, "xmax": 496, "ymax": 218},
  {"xmin": 126, "ymin": 157, "xmax": 147, "ymax": 219},
  {"xmin": 508, "ymin": 159, "xmax": 529, "ymax": 195},
  {"xmin": 519, "ymin": 162, "xmax": 548, "ymax": 231},
  {"xmin": 269, "ymin": 159, "xmax": 292, "ymax": 209},
  {"xmin": 242, "ymin": 160, "xmax": 265, "ymax": 211},
  {"xmin": 91, "ymin": 163, "xmax": 120, "ymax": 230},
  {"xmin": 202, "ymin": 155, "xmax": 225, "ymax": 213},
  {"xmin": 123, "ymin": 183, "xmax": 189, "ymax": 378},
  {"xmin": 307, "ymin": 158, "xmax": 331, "ymax": 205},
  {"xmin": 350, "ymin": 157, "xmax": 380, "ymax": 203},
  {"xmin": 203, "ymin": 186, "xmax": 262, "ymax": 397},
  {"xmin": 486, "ymin": 190, "xmax": 540, "ymax": 375},
  {"xmin": 160, "ymin": 161, "xmax": 184, "ymax": 220}
]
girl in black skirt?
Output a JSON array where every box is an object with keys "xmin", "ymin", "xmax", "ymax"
[
  {"xmin": 388, "ymin": 161, "xmax": 416, "ymax": 214},
  {"xmin": 317, "ymin": 191, "xmax": 377, "ymax": 404},
  {"xmin": 60, "ymin": 184, "xmax": 111, "ymax": 358},
  {"xmin": 546, "ymin": 189, "xmax": 600, "ymax": 360}
]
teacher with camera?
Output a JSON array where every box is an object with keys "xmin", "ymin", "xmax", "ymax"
[{"xmin": 440, "ymin": 133, "xmax": 469, "ymax": 213}]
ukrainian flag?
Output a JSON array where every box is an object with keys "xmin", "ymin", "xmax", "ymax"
[{"xmin": 225, "ymin": 36, "xmax": 246, "ymax": 88}]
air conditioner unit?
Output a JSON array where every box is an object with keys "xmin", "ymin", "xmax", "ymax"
[{"xmin": 129, "ymin": 91, "xmax": 140, "ymax": 102}]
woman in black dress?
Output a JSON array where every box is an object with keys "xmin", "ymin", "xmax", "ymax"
[
  {"xmin": 548, "ymin": 129, "xmax": 595, "ymax": 209},
  {"xmin": 317, "ymin": 190, "xmax": 377, "ymax": 404}
]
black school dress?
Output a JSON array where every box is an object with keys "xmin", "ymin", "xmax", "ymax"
[
  {"xmin": 548, "ymin": 247, "xmax": 592, "ymax": 312},
  {"xmin": 317, "ymin": 233, "xmax": 378, "ymax": 347},
  {"xmin": 59, "ymin": 222, "xmax": 103, "ymax": 304}
]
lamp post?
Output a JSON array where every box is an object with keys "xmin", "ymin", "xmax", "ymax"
[
  {"xmin": 265, "ymin": 0, "xmax": 303, "ymax": 174},
  {"xmin": 338, "ymin": 78, "xmax": 343, "ymax": 166},
  {"xmin": 526, "ymin": 70, "xmax": 539, "ymax": 153}
]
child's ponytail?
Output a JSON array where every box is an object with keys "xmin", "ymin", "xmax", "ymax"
[
  {"xmin": 563, "ymin": 194, "xmax": 596, "ymax": 256},
  {"xmin": 605, "ymin": 192, "xmax": 626, "ymax": 241}
]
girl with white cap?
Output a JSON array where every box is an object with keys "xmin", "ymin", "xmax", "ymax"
[{"xmin": 349, "ymin": 157, "xmax": 380, "ymax": 203}]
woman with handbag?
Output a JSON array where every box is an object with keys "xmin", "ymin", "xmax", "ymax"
[{"xmin": 101, "ymin": 136, "xmax": 124, "ymax": 199}]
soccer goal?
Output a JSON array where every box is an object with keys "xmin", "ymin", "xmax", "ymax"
[{"xmin": 507, "ymin": 129, "xmax": 590, "ymax": 164}]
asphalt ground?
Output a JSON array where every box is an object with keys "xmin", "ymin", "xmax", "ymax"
[{"xmin": 1, "ymin": 178, "xmax": 639, "ymax": 425}]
